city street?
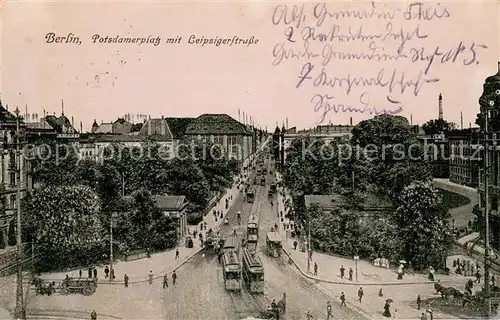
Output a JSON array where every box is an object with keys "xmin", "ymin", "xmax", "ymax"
[{"xmin": 163, "ymin": 156, "xmax": 368, "ymax": 319}]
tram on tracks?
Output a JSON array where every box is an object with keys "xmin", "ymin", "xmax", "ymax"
[
  {"xmin": 246, "ymin": 186, "xmax": 256, "ymax": 203},
  {"xmin": 222, "ymin": 234, "xmax": 239, "ymax": 254},
  {"xmin": 241, "ymin": 248, "xmax": 265, "ymax": 293},
  {"xmin": 222, "ymin": 250, "xmax": 242, "ymax": 291},
  {"xmin": 247, "ymin": 214, "xmax": 259, "ymax": 253}
]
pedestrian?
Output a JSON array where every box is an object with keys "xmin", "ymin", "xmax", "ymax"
[
  {"xmin": 163, "ymin": 274, "xmax": 168, "ymax": 288},
  {"xmin": 172, "ymin": 270, "xmax": 177, "ymax": 285},
  {"xmin": 492, "ymin": 275, "xmax": 496, "ymax": 287},
  {"xmin": 110, "ymin": 268, "xmax": 115, "ymax": 280},
  {"xmin": 90, "ymin": 310, "xmax": 97, "ymax": 320},
  {"xmin": 475, "ymin": 269, "xmax": 481, "ymax": 283},
  {"xmin": 379, "ymin": 288, "xmax": 383, "ymax": 297},
  {"xmin": 358, "ymin": 287, "xmax": 364, "ymax": 303},
  {"xmin": 87, "ymin": 267, "xmax": 92, "ymax": 278},
  {"xmin": 326, "ymin": 301, "xmax": 333, "ymax": 320},
  {"xmin": 314, "ymin": 262, "xmax": 318, "ymax": 276},
  {"xmin": 79, "ymin": 269, "xmax": 82, "ymax": 278},
  {"xmin": 417, "ymin": 294, "xmax": 422, "ymax": 310},
  {"xmin": 349, "ymin": 268, "xmax": 353, "ymax": 281},
  {"xmin": 293, "ymin": 240, "xmax": 298, "ymax": 250},
  {"xmin": 274, "ymin": 223, "xmax": 278, "ymax": 231},
  {"xmin": 420, "ymin": 312, "xmax": 427, "ymax": 320},
  {"xmin": 93, "ymin": 268, "xmax": 97, "ymax": 279},
  {"xmin": 104, "ymin": 266, "xmax": 109, "ymax": 279},
  {"xmin": 175, "ymin": 248, "xmax": 179, "ymax": 260},
  {"xmin": 383, "ymin": 302, "xmax": 391, "ymax": 317},
  {"xmin": 200, "ymin": 222, "xmax": 203, "ymax": 231},
  {"xmin": 124, "ymin": 274, "xmax": 129, "ymax": 288},
  {"xmin": 340, "ymin": 292, "xmax": 346, "ymax": 307},
  {"xmin": 148, "ymin": 270, "xmax": 153, "ymax": 285},
  {"xmin": 218, "ymin": 252, "xmax": 222, "ymax": 264},
  {"xmin": 340, "ymin": 265, "xmax": 345, "ymax": 279}
]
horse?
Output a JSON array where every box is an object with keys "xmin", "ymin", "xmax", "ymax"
[{"xmin": 437, "ymin": 285, "xmax": 463, "ymax": 302}]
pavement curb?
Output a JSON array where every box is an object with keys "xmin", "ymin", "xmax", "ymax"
[{"xmin": 281, "ymin": 247, "xmax": 439, "ymax": 286}]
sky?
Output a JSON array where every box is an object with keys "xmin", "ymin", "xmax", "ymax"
[{"xmin": 1, "ymin": 0, "xmax": 499, "ymax": 132}]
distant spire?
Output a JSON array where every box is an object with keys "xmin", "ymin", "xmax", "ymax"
[
  {"xmin": 61, "ymin": 99, "xmax": 65, "ymax": 116},
  {"xmin": 461, "ymin": 111, "xmax": 464, "ymax": 130},
  {"xmin": 410, "ymin": 114, "xmax": 413, "ymax": 125},
  {"xmin": 438, "ymin": 93, "xmax": 443, "ymax": 120},
  {"xmin": 80, "ymin": 121, "xmax": 83, "ymax": 133},
  {"xmin": 25, "ymin": 103, "xmax": 28, "ymax": 123},
  {"xmin": 349, "ymin": 117, "xmax": 353, "ymax": 126},
  {"xmin": 286, "ymin": 117, "xmax": 289, "ymax": 129}
]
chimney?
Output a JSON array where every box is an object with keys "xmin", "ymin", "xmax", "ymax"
[
  {"xmin": 410, "ymin": 114, "xmax": 413, "ymax": 125},
  {"xmin": 61, "ymin": 99, "xmax": 65, "ymax": 116},
  {"xmin": 438, "ymin": 93, "xmax": 443, "ymax": 120},
  {"xmin": 349, "ymin": 117, "xmax": 353, "ymax": 126},
  {"xmin": 461, "ymin": 111, "xmax": 464, "ymax": 130},
  {"xmin": 80, "ymin": 121, "xmax": 83, "ymax": 133},
  {"xmin": 71, "ymin": 116, "xmax": 74, "ymax": 127}
]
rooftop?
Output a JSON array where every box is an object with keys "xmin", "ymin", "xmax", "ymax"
[
  {"xmin": 185, "ymin": 114, "xmax": 252, "ymax": 135},
  {"xmin": 153, "ymin": 195, "xmax": 187, "ymax": 211},
  {"xmin": 165, "ymin": 117, "xmax": 195, "ymax": 139},
  {"xmin": 139, "ymin": 118, "xmax": 173, "ymax": 139}
]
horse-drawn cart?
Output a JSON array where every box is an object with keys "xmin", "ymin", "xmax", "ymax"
[{"xmin": 60, "ymin": 277, "xmax": 98, "ymax": 296}]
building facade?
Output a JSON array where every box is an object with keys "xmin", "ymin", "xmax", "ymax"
[
  {"xmin": 184, "ymin": 114, "xmax": 254, "ymax": 161},
  {"xmin": 152, "ymin": 195, "xmax": 188, "ymax": 240},
  {"xmin": 80, "ymin": 117, "xmax": 174, "ymax": 161},
  {"xmin": 448, "ymin": 129, "xmax": 480, "ymax": 187},
  {"xmin": 0, "ymin": 103, "xmax": 29, "ymax": 248}
]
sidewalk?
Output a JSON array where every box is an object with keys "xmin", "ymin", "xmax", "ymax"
[{"xmin": 275, "ymin": 174, "xmax": 476, "ymax": 319}]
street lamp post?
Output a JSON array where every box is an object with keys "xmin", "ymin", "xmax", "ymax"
[
  {"xmin": 306, "ymin": 206, "xmax": 311, "ymax": 274},
  {"xmin": 13, "ymin": 107, "xmax": 26, "ymax": 320},
  {"xmin": 482, "ymin": 107, "xmax": 494, "ymax": 316},
  {"xmin": 109, "ymin": 212, "xmax": 117, "ymax": 281}
]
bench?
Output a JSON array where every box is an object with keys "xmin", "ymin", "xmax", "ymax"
[{"xmin": 123, "ymin": 249, "xmax": 149, "ymax": 262}]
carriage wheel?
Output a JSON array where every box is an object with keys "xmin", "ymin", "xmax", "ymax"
[{"xmin": 83, "ymin": 287, "xmax": 93, "ymax": 296}]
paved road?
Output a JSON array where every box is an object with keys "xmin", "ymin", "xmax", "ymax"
[{"xmin": 166, "ymin": 156, "xmax": 368, "ymax": 320}]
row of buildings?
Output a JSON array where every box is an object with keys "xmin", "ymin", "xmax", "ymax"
[{"xmin": 0, "ymin": 102, "xmax": 264, "ymax": 248}]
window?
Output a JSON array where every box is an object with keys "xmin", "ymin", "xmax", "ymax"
[
  {"xmin": 9, "ymin": 172, "xmax": 15, "ymax": 187},
  {"xmin": 9, "ymin": 195, "xmax": 16, "ymax": 209}
]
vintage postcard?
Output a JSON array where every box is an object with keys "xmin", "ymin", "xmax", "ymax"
[{"xmin": 0, "ymin": 0, "xmax": 499, "ymax": 319}]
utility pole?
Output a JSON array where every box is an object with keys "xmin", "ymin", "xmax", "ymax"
[
  {"xmin": 13, "ymin": 107, "xmax": 26, "ymax": 320},
  {"xmin": 307, "ymin": 207, "xmax": 311, "ymax": 274},
  {"xmin": 483, "ymin": 109, "xmax": 491, "ymax": 316},
  {"xmin": 110, "ymin": 213, "xmax": 114, "ymax": 281}
]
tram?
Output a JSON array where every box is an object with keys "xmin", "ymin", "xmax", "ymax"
[
  {"xmin": 223, "ymin": 235, "xmax": 239, "ymax": 254},
  {"xmin": 222, "ymin": 250, "xmax": 242, "ymax": 291},
  {"xmin": 266, "ymin": 232, "xmax": 282, "ymax": 258},
  {"xmin": 247, "ymin": 215, "xmax": 259, "ymax": 253},
  {"xmin": 246, "ymin": 186, "xmax": 256, "ymax": 203},
  {"xmin": 241, "ymin": 248, "xmax": 265, "ymax": 293}
]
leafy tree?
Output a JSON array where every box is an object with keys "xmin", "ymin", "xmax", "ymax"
[
  {"xmin": 30, "ymin": 142, "xmax": 80, "ymax": 187},
  {"xmin": 350, "ymin": 115, "xmax": 432, "ymax": 200},
  {"xmin": 422, "ymin": 119, "xmax": 457, "ymax": 135},
  {"xmin": 22, "ymin": 185, "xmax": 104, "ymax": 271},
  {"xmin": 167, "ymin": 158, "xmax": 211, "ymax": 212},
  {"xmin": 120, "ymin": 189, "xmax": 178, "ymax": 251},
  {"xmin": 309, "ymin": 205, "xmax": 361, "ymax": 256},
  {"xmin": 394, "ymin": 181, "xmax": 453, "ymax": 269},
  {"xmin": 97, "ymin": 162, "xmax": 122, "ymax": 212}
]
